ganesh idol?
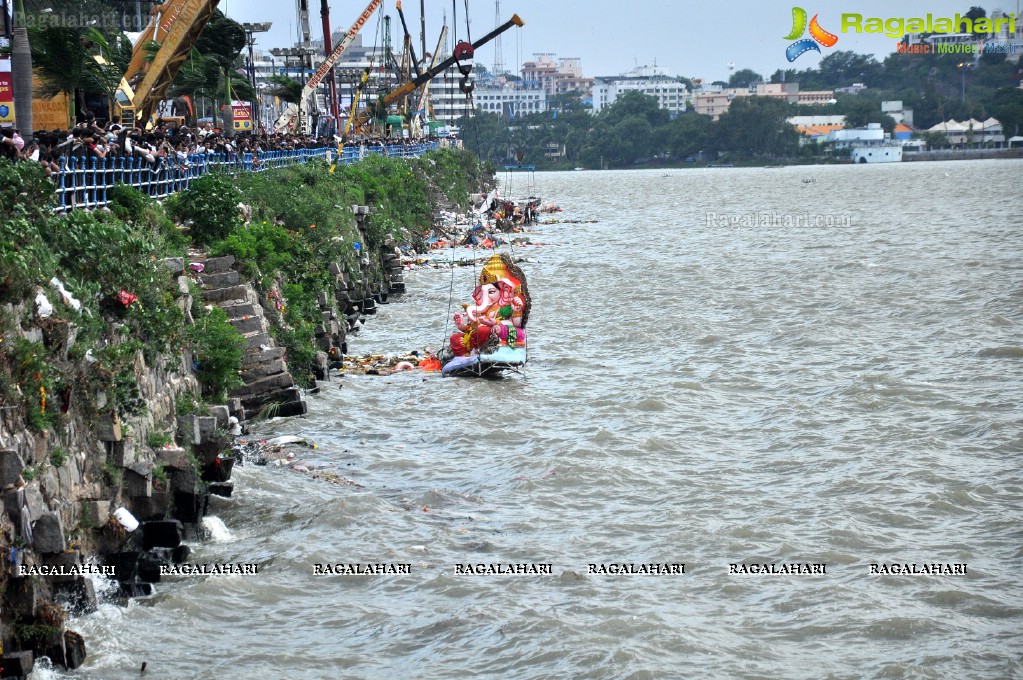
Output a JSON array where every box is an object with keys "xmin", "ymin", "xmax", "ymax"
[{"xmin": 450, "ymin": 253, "xmax": 529, "ymax": 357}]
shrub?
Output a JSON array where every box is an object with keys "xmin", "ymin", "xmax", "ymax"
[
  {"xmin": 0, "ymin": 216, "xmax": 58, "ymax": 303},
  {"xmin": 167, "ymin": 172, "xmax": 242, "ymax": 246},
  {"xmin": 107, "ymin": 183, "xmax": 148, "ymax": 224},
  {"xmin": 50, "ymin": 447, "xmax": 68, "ymax": 467},
  {"xmin": 187, "ymin": 307, "xmax": 244, "ymax": 401}
]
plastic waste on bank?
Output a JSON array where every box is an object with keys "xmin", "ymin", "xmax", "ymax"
[
  {"xmin": 50, "ymin": 277, "xmax": 82, "ymax": 312},
  {"xmin": 35, "ymin": 291, "xmax": 53, "ymax": 318},
  {"xmin": 113, "ymin": 507, "xmax": 140, "ymax": 531}
]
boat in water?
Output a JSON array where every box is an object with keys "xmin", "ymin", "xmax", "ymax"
[
  {"xmin": 438, "ymin": 253, "xmax": 530, "ymax": 377},
  {"xmin": 851, "ymin": 142, "xmax": 903, "ymax": 163}
]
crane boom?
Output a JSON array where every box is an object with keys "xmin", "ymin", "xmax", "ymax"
[
  {"xmin": 274, "ymin": 0, "xmax": 384, "ymax": 132},
  {"xmin": 127, "ymin": 0, "xmax": 221, "ymax": 126},
  {"xmin": 352, "ymin": 13, "xmax": 523, "ymax": 130}
]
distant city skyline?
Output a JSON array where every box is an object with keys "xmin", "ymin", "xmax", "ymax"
[{"xmin": 223, "ymin": 0, "xmax": 1020, "ymax": 84}]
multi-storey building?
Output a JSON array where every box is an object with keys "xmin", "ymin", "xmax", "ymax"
[{"xmin": 591, "ymin": 64, "xmax": 688, "ymax": 114}]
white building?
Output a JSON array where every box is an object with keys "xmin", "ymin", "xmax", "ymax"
[
  {"xmin": 474, "ymin": 79, "xmax": 549, "ymax": 119},
  {"xmin": 592, "ymin": 65, "xmax": 688, "ymax": 114}
]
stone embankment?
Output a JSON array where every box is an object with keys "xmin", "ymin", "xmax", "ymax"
[{"xmin": 0, "ymin": 203, "xmax": 414, "ymax": 678}]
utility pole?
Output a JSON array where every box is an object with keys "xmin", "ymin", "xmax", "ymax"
[
  {"xmin": 241, "ymin": 22, "xmax": 272, "ymax": 132},
  {"xmin": 420, "ymin": 0, "xmax": 426, "ymax": 69},
  {"xmin": 493, "ymin": 0, "xmax": 504, "ymax": 75}
]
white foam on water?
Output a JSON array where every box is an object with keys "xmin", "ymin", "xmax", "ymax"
[{"xmin": 200, "ymin": 515, "xmax": 234, "ymax": 542}]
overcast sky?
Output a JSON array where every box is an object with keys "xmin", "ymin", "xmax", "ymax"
[{"xmin": 222, "ymin": 0, "xmax": 1019, "ymax": 82}]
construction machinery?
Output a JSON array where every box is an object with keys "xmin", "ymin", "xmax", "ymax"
[
  {"xmin": 349, "ymin": 12, "xmax": 523, "ymax": 132},
  {"xmin": 115, "ymin": 0, "xmax": 221, "ymax": 129},
  {"xmin": 273, "ymin": 0, "xmax": 383, "ymax": 133}
]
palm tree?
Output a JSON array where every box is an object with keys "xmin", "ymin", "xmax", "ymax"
[
  {"xmin": 11, "ymin": 0, "xmax": 33, "ymax": 136},
  {"xmin": 29, "ymin": 25, "xmax": 90, "ymax": 123},
  {"xmin": 81, "ymin": 28, "xmax": 132, "ymax": 123},
  {"xmin": 268, "ymin": 74, "xmax": 303, "ymax": 105}
]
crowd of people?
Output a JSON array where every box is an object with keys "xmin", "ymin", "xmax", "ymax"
[{"xmin": 0, "ymin": 111, "xmax": 440, "ymax": 179}]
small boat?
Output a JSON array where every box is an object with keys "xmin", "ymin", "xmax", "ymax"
[{"xmin": 439, "ymin": 253, "xmax": 530, "ymax": 377}]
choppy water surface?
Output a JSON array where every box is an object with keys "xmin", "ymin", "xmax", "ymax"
[{"xmin": 60, "ymin": 161, "xmax": 1022, "ymax": 679}]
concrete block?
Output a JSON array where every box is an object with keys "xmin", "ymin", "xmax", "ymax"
[
  {"xmin": 124, "ymin": 463, "xmax": 153, "ymax": 498},
  {"xmin": 176, "ymin": 415, "xmax": 200, "ymax": 445},
  {"xmin": 197, "ymin": 417, "xmax": 217, "ymax": 443},
  {"xmin": 0, "ymin": 449, "xmax": 25, "ymax": 487},
  {"xmin": 0, "ymin": 651, "xmax": 34, "ymax": 677},
  {"xmin": 109, "ymin": 438, "xmax": 137, "ymax": 467},
  {"xmin": 53, "ymin": 577, "xmax": 98, "ymax": 616},
  {"xmin": 131, "ymin": 489, "xmax": 172, "ymax": 522},
  {"xmin": 95, "ymin": 413, "xmax": 122, "ymax": 442},
  {"xmin": 201, "ymin": 285, "xmax": 248, "ymax": 303},
  {"xmin": 201, "ymin": 270, "xmax": 240, "ymax": 288},
  {"xmin": 220, "ymin": 301, "xmax": 257, "ymax": 320},
  {"xmin": 32, "ymin": 512, "xmax": 67, "ymax": 553},
  {"xmin": 229, "ymin": 315, "xmax": 263, "ymax": 335},
  {"xmin": 155, "ymin": 446, "xmax": 190, "ymax": 471},
  {"xmin": 82, "ymin": 500, "xmax": 110, "ymax": 527},
  {"xmin": 209, "ymin": 405, "xmax": 230, "ymax": 427},
  {"xmin": 142, "ymin": 520, "xmax": 183, "ymax": 549},
  {"xmin": 170, "ymin": 467, "xmax": 197, "ymax": 495}
]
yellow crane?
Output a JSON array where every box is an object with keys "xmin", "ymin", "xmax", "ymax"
[{"xmin": 115, "ymin": 0, "xmax": 221, "ymax": 129}]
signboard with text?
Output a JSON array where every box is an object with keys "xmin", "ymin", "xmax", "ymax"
[
  {"xmin": 32, "ymin": 74, "xmax": 71, "ymax": 131},
  {"xmin": 0, "ymin": 57, "xmax": 14, "ymax": 127},
  {"xmin": 231, "ymin": 100, "xmax": 252, "ymax": 131}
]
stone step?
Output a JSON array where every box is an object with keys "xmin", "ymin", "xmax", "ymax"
[
  {"xmin": 202, "ymin": 285, "xmax": 248, "ymax": 303},
  {"xmin": 219, "ymin": 301, "xmax": 258, "ymax": 320},
  {"xmin": 230, "ymin": 371, "xmax": 294, "ymax": 398},
  {"xmin": 241, "ymin": 387, "xmax": 303, "ymax": 411},
  {"xmin": 201, "ymin": 255, "xmax": 235, "ymax": 274},
  {"xmin": 240, "ymin": 358, "xmax": 286, "ymax": 383},
  {"xmin": 243, "ymin": 346, "xmax": 285, "ymax": 367},
  {"xmin": 274, "ymin": 400, "xmax": 308, "ymax": 418},
  {"xmin": 242, "ymin": 331, "xmax": 270, "ymax": 349},
  {"xmin": 229, "ymin": 315, "xmax": 264, "ymax": 335},
  {"xmin": 200, "ymin": 270, "xmax": 240, "ymax": 288}
]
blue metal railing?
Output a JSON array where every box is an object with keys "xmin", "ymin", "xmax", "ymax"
[{"xmin": 53, "ymin": 141, "xmax": 439, "ymax": 212}]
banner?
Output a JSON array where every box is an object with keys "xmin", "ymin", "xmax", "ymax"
[
  {"xmin": 231, "ymin": 100, "xmax": 252, "ymax": 131},
  {"xmin": 0, "ymin": 56, "xmax": 13, "ymax": 127},
  {"xmin": 32, "ymin": 75, "xmax": 71, "ymax": 131}
]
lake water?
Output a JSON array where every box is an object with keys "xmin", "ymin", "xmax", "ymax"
[{"xmin": 51, "ymin": 160, "xmax": 1023, "ymax": 679}]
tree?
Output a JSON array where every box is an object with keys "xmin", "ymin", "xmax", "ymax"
[
  {"xmin": 81, "ymin": 28, "xmax": 132, "ymax": 123},
  {"xmin": 991, "ymin": 87, "xmax": 1023, "ymax": 137},
  {"xmin": 962, "ymin": 6, "xmax": 986, "ymax": 27},
  {"xmin": 267, "ymin": 74, "xmax": 303, "ymax": 104},
  {"xmin": 29, "ymin": 26, "xmax": 91, "ymax": 122},
  {"xmin": 728, "ymin": 68, "xmax": 762, "ymax": 88},
  {"xmin": 837, "ymin": 95, "xmax": 896, "ymax": 131},
  {"xmin": 715, "ymin": 96, "xmax": 799, "ymax": 157},
  {"xmin": 666, "ymin": 112, "xmax": 714, "ymax": 159},
  {"xmin": 11, "ymin": 0, "xmax": 33, "ymax": 136}
]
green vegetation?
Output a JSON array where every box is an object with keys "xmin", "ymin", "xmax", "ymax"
[
  {"xmin": 0, "ymin": 144, "xmax": 485, "ymax": 440},
  {"xmin": 462, "ymin": 42, "xmax": 1023, "ymax": 167},
  {"xmin": 166, "ymin": 173, "xmax": 243, "ymax": 246},
  {"xmin": 101, "ymin": 460, "xmax": 122, "ymax": 487},
  {"xmin": 49, "ymin": 446, "xmax": 68, "ymax": 468},
  {"xmin": 187, "ymin": 307, "xmax": 244, "ymax": 402},
  {"xmin": 147, "ymin": 431, "xmax": 173, "ymax": 449}
]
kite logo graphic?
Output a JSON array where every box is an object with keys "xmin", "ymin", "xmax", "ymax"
[{"xmin": 784, "ymin": 7, "xmax": 839, "ymax": 61}]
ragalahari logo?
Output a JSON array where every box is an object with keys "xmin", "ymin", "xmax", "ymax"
[{"xmin": 784, "ymin": 7, "xmax": 839, "ymax": 61}]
